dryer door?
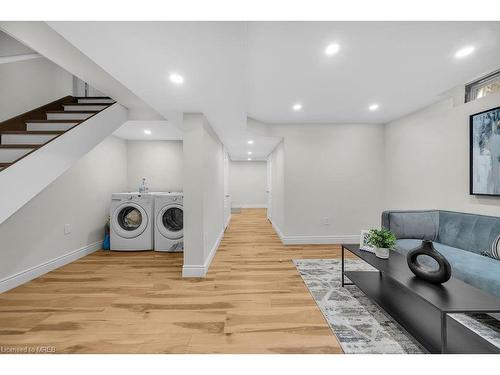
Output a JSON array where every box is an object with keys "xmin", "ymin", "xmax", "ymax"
[
  {"xmin": 156, "ymin": 203, "xmax": 183, "ymax": 240},
  {"xmin": 112, "ymin": 202, "xmax": 148, "ymax": 239}
]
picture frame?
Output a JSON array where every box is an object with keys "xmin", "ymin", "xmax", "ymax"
[
  {"xmin": 360, "ymin": 229, "xmax": 374, "ymax": 253},
  {"xmin": 470, "ymin": 105, "xmax": 500, "ymax": 196}
]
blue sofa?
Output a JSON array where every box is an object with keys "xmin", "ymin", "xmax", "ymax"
[{"xmin": 381, "ymin": 210, "xmax": 500, "ymax": 299}]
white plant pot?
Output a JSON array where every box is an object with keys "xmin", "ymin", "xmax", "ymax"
[{"xmin": 375, "ymin": 247, "xmax": 390, "ymax": 259}]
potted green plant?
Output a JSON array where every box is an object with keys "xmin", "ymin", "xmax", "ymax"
[{"xmin": 367, "ymin": 228, "xmax": 396, "ymax": 259}]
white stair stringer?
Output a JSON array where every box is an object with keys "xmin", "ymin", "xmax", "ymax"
[{"xmin": 0, "ymin": 103, "xmax": 128, "ymax": 225}]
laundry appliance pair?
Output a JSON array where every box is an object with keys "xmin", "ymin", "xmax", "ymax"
[{"xmin": 109, "ymin": 192, "xmax": 183, "ymax": 252}]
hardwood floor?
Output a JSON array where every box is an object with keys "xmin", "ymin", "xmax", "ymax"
[{"xmin": 0, "ymin": 209, "xmax": 345, "ymax": 353}]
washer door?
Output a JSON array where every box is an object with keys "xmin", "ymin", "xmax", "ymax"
[
  {"xmin": 156, "ymin": 203, "xmax": 183, "ymax": 240},
  {"xmin": 112, "ymin": 202, "xmax": 148, "ymax": 239}
]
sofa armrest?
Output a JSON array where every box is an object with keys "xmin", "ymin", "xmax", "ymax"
[{"xmin": 381, "ymin": 210, "xmax": 439, "ymax": 240}]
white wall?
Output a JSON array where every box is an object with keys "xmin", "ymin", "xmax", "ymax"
[
  {"xmin": 269, "ymin": 141, "xmax": 286, "ymax": 234},
  {"xmin": 202, "ymin": 122, "xmax": 225, "ymax": 263},
  {"xmin": 0, "ymin": 30, "xmax": 33, "ymax": 56},
  {"xmin": 0, "ymin": 136, "xmax": 127, "ymax": 291},
  {"xmin": 182, "ymin": 114, "xmax": 225, "ymax": 277},
  {"xmin": 266, "ymin": 123, "xmax": 385, "ymax": 243},
  {"xmin": 229, "ymin": 161, "xmax": 267, "ymax": 207},
  {"xmin": 0, "ymin": 56, "xmax": 72, "ymax": 122},
  {"xmin": 384, "ymin": 91, "xmax": 500, "ymax": 215},
  {"xmin": 126, "ymin": 140, "xmax": 183, "ymax": 192}
]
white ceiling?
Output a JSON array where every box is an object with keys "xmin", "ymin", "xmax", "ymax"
[
  {"xmin": 47, "ymin": 21, "xmax": 500, "ymax": 160},
  {"xmin": 113, "ymin": 121, "xmax": 183, "ymax": 141},
  {"xmin": 247, "ymin": 22, "xmax": 500, "ymax": 124}
]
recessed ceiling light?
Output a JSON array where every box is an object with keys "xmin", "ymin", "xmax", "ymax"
[
  {"xmin": 325, "ymin": 43, "xmax": 340, "ymax": 56},
  {"xmin": 455, "ymin": 46, "xmax": 475, "ymax": 59},
  {"xmin": 248, "ymin": 151, "xmax": 252, "ymax": 155},
  {"xmin": 247, "ymin": 140, "xmax": 254, "ymax": 145},
  {"xmin": 369, "ymin": 104, "xmax": 379, "ymax": 111},
  {"xmin": 169, "ymin": 73, "xmax": 184, "ymax": 85},
  {"xmin": 144, "ymin": 129, "xmax": 152, "ymax": 135},
  {"xmin": 247, "ymin": 158, "xmax": 252, "ymax": 161},
  {"xmin": 292, "ymin": 103, "xmax": 303, "ymax": 111}
]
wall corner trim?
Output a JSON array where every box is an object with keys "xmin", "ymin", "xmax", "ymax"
[
  {"xmin": 0, "ymin": 241, "xmax": 101, "ymax": 294},
  {"xmin": 182, "ymin": 226, "xmax": 225, "ymax": 278},
  {"xmin": 271, "ymin": 219, "xmax": 286, "ymax": 243},
  {"xmin": 225, "ymin": 214, "xmax": 232, "ymax": 230}
]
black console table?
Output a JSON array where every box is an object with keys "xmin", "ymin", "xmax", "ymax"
[{"xmin": 341, "ymin": 244, "xmax": 500, "ymax": 354}]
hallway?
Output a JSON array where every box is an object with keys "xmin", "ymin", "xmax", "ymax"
[{"xmin": 0, "ymin": 209, "xmax": 343, "ymax": 353}]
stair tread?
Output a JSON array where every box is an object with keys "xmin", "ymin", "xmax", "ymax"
[
  {"xmin": 46, "ymin": 110, "xmax": 98, "ymax": 113},
  {"xmin": 0, "ymin": 144, "xmax": 42, "ymax": 149},
  {"xmin": 74, "ymin": 96, "xmax": 112, "ymax": 99},
  {"xmin": 63, "ymin": 103, "xmax": 111, "ymax": 106},
  {"xmin": 0, "ymin": 130, "xmax": 65, "ymax": 134},
  {"xmin": 0, "ymin": 163, "xmax": 13, "ymax": 167}
]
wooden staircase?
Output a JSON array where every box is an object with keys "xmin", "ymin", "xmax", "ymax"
[{"xmin": 0, "ymin": 96, "xmax": 115, "ymax": 171}]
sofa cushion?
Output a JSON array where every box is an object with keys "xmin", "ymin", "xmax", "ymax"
[
  {"xmin": 437, "ymin": 211, "xmax": 500, "ymax": 256},
  {"xmin": 394, "ymin": 239, "xmax": 500, "ymax": 299},
  {"xmin": 433, "ymin": 242, "xmax": 500, "ymax": 299},
  {"xmin": 386, "ymin": 211, "xmax": 439, "ymax": 240}
]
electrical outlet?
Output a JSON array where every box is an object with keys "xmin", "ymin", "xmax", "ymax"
[
  {"xmin": 64, "ymin": 224, "xmax": 71, "ymax": 235},
  {"xmin": 322, "ymin": 217, "xmax": 330, "ymax": 225}
]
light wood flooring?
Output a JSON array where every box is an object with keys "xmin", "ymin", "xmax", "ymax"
[{"xmin": 0, "ymin": 209, "xmax": 346, "ymax": 353}]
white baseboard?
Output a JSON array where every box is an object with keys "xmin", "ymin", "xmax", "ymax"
[
  {"xmin": 0, "ymin": 241, "xmax": 101, "ymax": 294},
  {"xmin": 182, "ymin": 227, "xmax": 224, "ymax": 278},
  {"xmin": 282, "ymin": 234, "xmax": 360, "ymax": 245},
  {"xmin": 225, "ymin": 213, "xmax": 231, "ymax": 229},
  {"xmin": 270, "ymin": 220, "xmax": 359, "ymax": 245},
  {"xmin": 232, "ymin": 204, "xmax": 267, "ymax": 208},
  {"xmin": 181, "ymin": 265, "xmax": 206, "ymax": 278}
]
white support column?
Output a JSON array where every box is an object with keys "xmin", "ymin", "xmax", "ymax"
[{"xmin": 182, "ymin": 113, "xmax": 225, "ymax": 277}]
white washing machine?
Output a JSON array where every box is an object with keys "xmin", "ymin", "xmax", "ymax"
[
  {"xmin": 110, "ymin": 193, "xmax": 154, "ymax": 251},
  {"xmin": 153, "ymin": 192, "xmax": 183, "ymax": 252}
]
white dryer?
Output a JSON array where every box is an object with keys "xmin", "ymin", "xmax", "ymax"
[
  {"xmin": 110, "ymin": 193, "xmax": 154, "ymax": 251},
  {"xmin": 153, "ymin": 192, "xmax": 183, "ymax": 252}
]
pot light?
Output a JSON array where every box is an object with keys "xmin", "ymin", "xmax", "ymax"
[
  {"xmin": 169, "ymin": 73, "xmax": 184, "ymax": 85},
  {"xmin": 247, "ymin": 158, "xmax": 252, "ymax": 161},
  {"xmin": 144, "ymin": 129, "xmax": 152, "ymax": 135},
  {"xmin": 369, "ymin": 103, "xmax": 379, "ymax": 111},
  {"xmin": 455, "ymin": 46, "xmax": 475, "ymax": 59},
  {"xmin": 292, "ymin": 103, "xmax": 303, "ymax": 111},
  {"xmin": 248, "ymin": 151, "xmax": 252, "ymax": 155},
  {"xmin": 247, "ymin": 140, "xmax": 254, "ymax": 145},
  {"xmin": 325, "ymin": 43, "xmax": 340, "ymax": 56}
]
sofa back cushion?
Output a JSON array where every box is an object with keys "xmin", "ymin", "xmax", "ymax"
[
  {"xmin": 437, "ymin": 211, "xmax": 500, "ymax": 255},
  {"xmin": 383, "ymin": 210, "xmax": 439, "ymax": 240}
]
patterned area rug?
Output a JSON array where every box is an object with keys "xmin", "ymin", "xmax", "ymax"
[
  {"xmin": 294, "ymin": 259, "xmax": 425, "ymax": 354},
  {"xmin": 294, "ymin": 259, "xmax": 500, "ymax": 354}
]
